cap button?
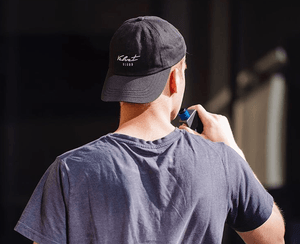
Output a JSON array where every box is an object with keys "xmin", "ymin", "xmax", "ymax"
[{"xmin": 137, "ymin": 16, "xmax": 145, "ymax": 21}]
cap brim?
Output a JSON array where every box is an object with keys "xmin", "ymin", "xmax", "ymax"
[{"xmin": 101, "ymin": 68, "xmax": 171, "ymax": 104}]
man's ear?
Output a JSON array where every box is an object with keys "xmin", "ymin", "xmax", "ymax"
[{"xmin": 169, "ymin": 69, "xmax": 178, "ymax": 94}]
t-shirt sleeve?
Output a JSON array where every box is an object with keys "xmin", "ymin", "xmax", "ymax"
[
  {"xmin": 223, "ymin": 144, "xmax": 274, "ymax": 232},
  {"xmin": 14, "ymin": 158, "xmax": 69, "ymax": 244}
]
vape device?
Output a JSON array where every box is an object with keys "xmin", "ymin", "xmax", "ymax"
[{"xmin": 178, "ymin": 108, "xmax": 203, "ymax": 133}]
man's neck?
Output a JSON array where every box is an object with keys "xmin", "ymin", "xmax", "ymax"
[{"xmin": 114, "ymin": 101, "xmax": 175, "ymax": 141}]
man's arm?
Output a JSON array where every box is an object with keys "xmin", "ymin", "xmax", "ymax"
[
  {"xmin": 179, "ymin": 104, "xmax": 285, "ymax": 243},
  {"xmin": 238, "ymin": 203, "xmax": 285, "ymax": 243}
]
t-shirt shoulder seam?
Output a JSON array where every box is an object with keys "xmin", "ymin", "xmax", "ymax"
[
  {"xmin": 188, "ymin": 132, "xmax": 225, "ymax": 159},
  {"xmin": 189, "ymin": 133, "xmax": 231, "ymax": 207},
  {"xmin": 52, "ymin": 157, "xmax": 71, "ymax": 208}
]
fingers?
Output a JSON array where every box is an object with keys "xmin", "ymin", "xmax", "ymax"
[
  {"xmin": 179, "ymin": 123, "xmax": 196, "ymax": 134},
  {"xmin": 187, "ymin": 104, "xmax": 209, "ymax": 125},
  {"xmin": 179, "ymin": 105, "xmax": 246, "ymax": 161},
  {"xmin": 180, "ymin": 104, "xmax": 233, "ymax": 143},
  {"xmin": 187, "ymin": 104, "xmax": 228, "ymax": 127},
  {"xmin": 179, "ymin": 123, "xmax": 206, "ymax": 139}
]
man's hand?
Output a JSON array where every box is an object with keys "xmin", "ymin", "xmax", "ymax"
[{"xmin": 179, "ymin": 104, "xmax": 245, "ymax": 159}]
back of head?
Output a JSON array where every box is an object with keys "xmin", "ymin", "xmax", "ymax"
[{"xmin": 101, "ymin": 16, "xmax": 186, "ymax": 104}]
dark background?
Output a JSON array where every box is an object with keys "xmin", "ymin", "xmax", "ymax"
[{"xmin": 1, "ymin": 0, "xmax": 300, "ymax": 243}]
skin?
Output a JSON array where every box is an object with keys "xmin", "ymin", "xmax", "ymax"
[
  {"xmin": 34, "ymin": 56, "xmax": 285, "ymax": 244},
  {"xmin": 115, "ymin": 57, "xmax": 187, "ymax": 141}
]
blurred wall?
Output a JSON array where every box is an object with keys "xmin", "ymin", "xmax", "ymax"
[{"xmin": 228, "ymin": 1, "xmax": 300, "ymax": 243}]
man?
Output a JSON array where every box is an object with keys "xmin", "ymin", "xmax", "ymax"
[{"xmin": 15, "ymin": 16, "xmax": 285, "ymax": 243}]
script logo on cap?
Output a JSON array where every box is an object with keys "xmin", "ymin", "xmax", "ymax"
[{"xmin": 117, "ymin": 54, "xmax": 140, "ymax": 66}]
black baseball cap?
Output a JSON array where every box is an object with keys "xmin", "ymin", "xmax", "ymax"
[{"xmin": 101, "ymin": 16, "xmax": 187, "ymax": 103}]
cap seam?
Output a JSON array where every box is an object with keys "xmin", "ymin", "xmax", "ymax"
[{"xmin": 143, "ymin": 19, "xmax": 165, "ymax": 68}]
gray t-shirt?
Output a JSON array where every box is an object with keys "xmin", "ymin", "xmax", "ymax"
[{"xmin": 15, "ymin": 128, "xmax": 273, "ymax": 244}]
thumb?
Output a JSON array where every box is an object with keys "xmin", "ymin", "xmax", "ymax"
[{"xmin": 179, "ymin": 123, "xmax": 200, "ymax": 136}]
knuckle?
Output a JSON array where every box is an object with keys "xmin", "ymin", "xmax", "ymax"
[
  {"xmin": 192, "ymin": 104, "xmax": 201, "ymax": 110},
  {"xmin": 216, "ymin": 114, "xmax": 227, "ymax": 121},
  {"xmin": 219, "ymin": 114, "xmax": 227, "ymax": 120}
]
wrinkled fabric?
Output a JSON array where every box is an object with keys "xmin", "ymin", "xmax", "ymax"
[{"xmin": 15, "ymin": 128, "xmax": 273, "ymax": 244}]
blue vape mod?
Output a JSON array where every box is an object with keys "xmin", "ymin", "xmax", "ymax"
[{"xmin": 178, "ymin": 108, "xmax": 203, "ymax": 133}]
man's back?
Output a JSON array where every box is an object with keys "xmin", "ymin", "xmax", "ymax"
[{"xmin": 15, "ymin": 128, "xmax": 273, "ymax": 243}]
